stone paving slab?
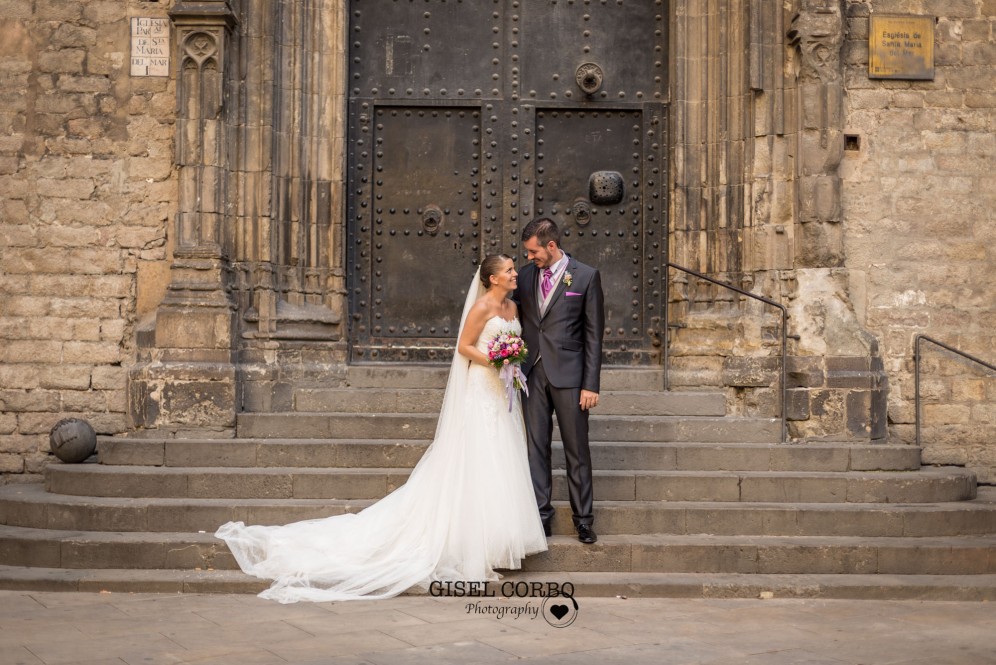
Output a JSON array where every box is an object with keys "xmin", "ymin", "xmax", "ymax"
[{"xmin": 0, "ymin": 591, "xmax": 995, "ymax": 665}]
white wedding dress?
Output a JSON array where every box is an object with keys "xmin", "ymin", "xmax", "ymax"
[{"xmin": 216, "ymin": 274, "xmax": 547, "ymax": 603}]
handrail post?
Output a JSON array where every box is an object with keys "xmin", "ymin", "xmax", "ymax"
[
  {"xmin": 781, "ymin": 306, "xmax": 788, "ymax": 444},
  {"xmin": 914, "ymin": 334, "xmax": 922, "ymax": 448},
  {"xmin": 912, "ymin": 333, "xmax": 996, "ymax": 451}
]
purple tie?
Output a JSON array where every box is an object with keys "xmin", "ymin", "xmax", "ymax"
[{"xmin": 541, "ymin": 268, "xmax": 554, "ymax": 300}]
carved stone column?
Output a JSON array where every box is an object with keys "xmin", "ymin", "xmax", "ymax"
[
  {"xmin": 788, "ymin": 0, "xmax": 845, "ymax": 268},
  {"xmin": 667, "ymin": 1, "xmax": 766, "ymax": 394},
  {"xmin": 128, "ymin": 0, "xmax": 241, "ymax": 434},
  {"xmin": 235, "ymin": 0, "xmax": 349, "ymax": 413},
  {"xmin": 670, "ymin": 0, "xmax": 752, "ymax": 284}
]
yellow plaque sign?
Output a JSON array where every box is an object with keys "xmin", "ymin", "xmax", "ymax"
[{"xmin": 869, "ymin": 15, "xmax": 934, "ymax": 80}]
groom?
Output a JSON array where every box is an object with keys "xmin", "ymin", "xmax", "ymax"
[{"xmin": 514, "ymin": 217, "xmax": 604, "ymax": 544}]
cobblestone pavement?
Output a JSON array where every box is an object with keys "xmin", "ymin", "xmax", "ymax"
[{"xmin": 1, "ymin": 591, "xmax": 994, "ymax": 665}]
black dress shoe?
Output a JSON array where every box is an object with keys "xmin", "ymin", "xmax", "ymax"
[
  {"xmin": 577, "ymin": 524, "xmax": 597, "ymax": 544},
  {"xmin": 543, "ymin": 523, "xmax": 552, "ymax": 537}
]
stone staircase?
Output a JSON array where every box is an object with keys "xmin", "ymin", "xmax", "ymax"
[{"xmin": 1, "ymin": 366, "xmax": 995, "ymax": 599}]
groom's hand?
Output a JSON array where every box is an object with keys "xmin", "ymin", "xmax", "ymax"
[{"xmin": 579, "ymin": 390, "xmax": 599, "ymax": 411}]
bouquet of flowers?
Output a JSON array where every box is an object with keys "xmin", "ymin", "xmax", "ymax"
[{"xmin": 487, "ymin": 331, "xmax": 529, "ymax": 411}]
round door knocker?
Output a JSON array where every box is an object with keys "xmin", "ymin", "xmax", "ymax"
[
  {"xmin": 421, "ymin": 205, "xmax": 443, "ymax": 236},
  {"xmin": 572, "ymin": 198, "xmax": 592, "ymax": 226},
  {"xmin": 575, "ymin": 62, "xmax": 604, "ymax": 95}
]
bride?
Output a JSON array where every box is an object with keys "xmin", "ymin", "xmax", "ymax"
[{"xmin": 216, "ymin": 255, "xmax": 548, "ymax": 603}]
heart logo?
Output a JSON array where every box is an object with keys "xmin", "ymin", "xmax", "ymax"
[{"xmin": 549, "ymin": 604, "xmax": 569, "ymax": 620}]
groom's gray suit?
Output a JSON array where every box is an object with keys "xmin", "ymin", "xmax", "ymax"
[{"xmin": 514, "ymin": 254, "xmax": 604, "ymax": 531}]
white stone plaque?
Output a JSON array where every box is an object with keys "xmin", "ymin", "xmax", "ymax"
[{"xmin": 131, "ymin": 17, "xmax": 170, "ymax": 77}]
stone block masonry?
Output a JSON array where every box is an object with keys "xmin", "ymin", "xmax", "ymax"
[
  {"xmin": 1, "ymin": 0, "xmax": 995, "ymax": 483},
  {"xmin": 841, "ymin": 1, "xmax": 996, "ymax": 482},
  {"xmin": 0, "ymin": 1, "xmax": 175, "ymax": 483}
]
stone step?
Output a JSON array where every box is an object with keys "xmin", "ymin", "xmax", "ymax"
[
  {"xmin": 1, "ymin": 565, "xmax": 994, "ymax": 600},
  {"xmin": 525, "ymin": 534, "xmax": 996, "ymax": 576},
  {"xmin": 0, "ymin": 565, "xmax": 271, "ymax": 594},
  {"xmin": 235, "ymin": 412, "xmax": 782, "ymax": 443},
  {"xmin": 345, "ymin": 364, "xmax": 666, "ymax": 391},
  {"xmin": 0, "ymin": 525, "xmax": 238, "ymax": 571},
  {"xmin": 1, "ymin": 524, "xmax": 994, "ymax": 575},
  {"xmin": 293, "ymin": 388, "xmax": 727, "ymax": 417},
  {"xmin": 529, "ymin": 571, "xmax": 996, "ymax": 601},
  {"xmin": 4, "ymin": 484, "xmax": 995, "ymax": 537},
  {"xmin": 43, "ymin": 464, "xmax": 976, "ymax": 503},
  {"xmin": 96, "ymin": 437, "xmax": 923, "ymax": 472}
]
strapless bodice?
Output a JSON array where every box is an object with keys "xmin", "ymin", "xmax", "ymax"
[{"xmin": 475, "ymin": 316, "xmax": 522, "ymax": 355}]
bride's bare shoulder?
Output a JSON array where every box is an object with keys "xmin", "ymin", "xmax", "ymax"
[{"xmin": 467, "ymin": 298, "xmax": 495, "ymax": 321}]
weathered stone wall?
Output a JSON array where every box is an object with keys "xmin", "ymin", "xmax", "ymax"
[
  {"xmin": 668, "ymin": 0, "xmax": 889, "ymax": 444},
  {"xmin": 0, "ymin": 1, "xmax": 176, "ymax": 482},
  {"xmin": 3, "ymin": 0, "xmax": 994, "ymax": 482},
  {"xmin": 842, "ymin": 1, "xmax": 996, "ymax": 480}
]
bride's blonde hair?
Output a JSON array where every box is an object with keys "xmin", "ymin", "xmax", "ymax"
[{"xmin": 479, "ymin": 254, "xmax": 512, "ymax": 289}]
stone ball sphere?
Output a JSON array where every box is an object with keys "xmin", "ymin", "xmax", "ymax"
[{"xmin": 49, "ymin": 418, "xmax": 97, "ymax": 463}]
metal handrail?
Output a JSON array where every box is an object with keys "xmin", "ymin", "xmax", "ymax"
[
  {"xmin": 664, "ymin": 262, "xmax": 789, "ymax": 443},
  {"xmin": 914, "ymin": 334, "xmax": 996, "ymax": 447}
]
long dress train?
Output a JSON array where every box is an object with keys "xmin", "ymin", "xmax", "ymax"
[{"xmin": 215, "ymin": 312, "xmax": 547, "ymax": 603}]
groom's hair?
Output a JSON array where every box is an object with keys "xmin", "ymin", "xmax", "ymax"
[{"xmin": 521, "ymin": 217, "xmax": 560, "ymax": 248}]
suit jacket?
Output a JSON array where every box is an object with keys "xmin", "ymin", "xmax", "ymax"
[{"xmin": 513, "ymin": 255, "xmax": 605, "ymax": 393}]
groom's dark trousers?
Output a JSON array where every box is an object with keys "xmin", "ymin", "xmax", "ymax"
[{"xmin": 523, "ymin": 359, "xmax": 594, "ymax": 529}]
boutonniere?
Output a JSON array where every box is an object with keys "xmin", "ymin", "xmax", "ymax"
[{"xmin": 562, "ymin": 272, "xmax": 573, "ymax": 287}]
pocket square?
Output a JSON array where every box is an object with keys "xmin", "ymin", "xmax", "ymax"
[{"xmin": 565, "ymin": 291, "xmax": 582, "ymax": 297}]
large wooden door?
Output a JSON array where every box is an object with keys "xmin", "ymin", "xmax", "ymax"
[{"xmin": 348, "ymin": 0, "xmax": 667, "ymax": 364}]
